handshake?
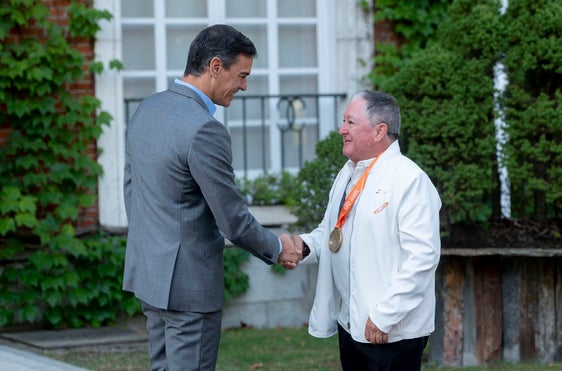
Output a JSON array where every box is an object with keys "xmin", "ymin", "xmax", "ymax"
[{"xmin": 277, "ymin": 233, "xmax": 305, "ymax": 270}]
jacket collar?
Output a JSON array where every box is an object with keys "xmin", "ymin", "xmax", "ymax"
[
  {"xmin": 344, "ymin": 140, "xmax": 401, "ymax": 172},
  {"xmin": 169, "ymin": 81, "xmax": 216, "ymax": 114}
]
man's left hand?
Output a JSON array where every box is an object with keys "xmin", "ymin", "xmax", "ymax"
[{"xmin": 365, "ymin": 317, "xmax": 388, "ymax": 345}]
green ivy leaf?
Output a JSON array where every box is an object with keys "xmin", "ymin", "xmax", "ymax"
[
  {"xmin": 20, "ymin": 305, "xmax": 41, "ymax": 324},
  {"xmin": 45, "ymin": 309, "xmax": 62, "ymax": 326},
  {"xmin": 0, "ymin": 186, "xmax": 21, "ymax": 208},
  {"xmin": 0, "ymin": 217, "xmax": 16, "ymax": 236},
  {"xmin": 88, "ymin": 60, "xmax": 104, "ymax": 74},
  {"xmin": 0, "ymin": 238, "xmax": 22, "ymax": 259},
  {"xmin": 109, "ymin": 59, "xmax": 123, "ymax": 71},
  {"xmin": 14, "ymin": 213, "xmax": 37, "ymax": 228},
  {"xmin": 45, "ymin": 290, "xmax": 63, "ymax": 307},
  {"xmin": 68, "ymin": 288, "xmax": 90, "ymax": 306}
]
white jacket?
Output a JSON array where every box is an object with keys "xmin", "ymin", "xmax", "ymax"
[{"xmin": 300, "ymin": 141, "xmax": 441, "ymax": 343}]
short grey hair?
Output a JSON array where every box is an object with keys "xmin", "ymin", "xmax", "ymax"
[{"xmin": 353, "ymin": 90, "xmax": 401, "ymax": 138}]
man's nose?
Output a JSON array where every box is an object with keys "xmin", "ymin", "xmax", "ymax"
[{"xmin": 338, "ymin": 123, "xmax": 347, "ymax": 134}]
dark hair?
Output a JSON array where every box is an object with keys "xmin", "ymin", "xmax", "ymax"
[
  {"xmin": 355, "ymin": 90, "xmax": 401, "ymax": 138},
  {"xmin": 183, "ymin": 24, "xmax": 257, "ymax": 77}
]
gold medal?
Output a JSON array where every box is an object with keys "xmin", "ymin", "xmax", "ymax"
[
  {"xmin": 329, "ymin": 152, "xmax": 386, "ymax": 255},
  {"xmin": 329, "ymin": 228, "xmax": 343, "ymax": 253}
]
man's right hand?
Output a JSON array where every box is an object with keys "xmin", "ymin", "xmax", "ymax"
[{"xmin": 278, "ymin": 233, "xmax": 302, "ymax": 269}]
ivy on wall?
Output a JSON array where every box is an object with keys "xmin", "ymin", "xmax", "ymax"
[
  {"xmin": 365, "ymin": 0, "xmax": 452, "ymax": 88},
  {"xmin": 0, "ymin": 0, "xmax": 130, "ymax": 328}
]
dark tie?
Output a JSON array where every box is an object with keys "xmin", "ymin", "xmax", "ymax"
[{"xmin": 338, "ymin": 178, "xmax": 351, "ymax": 213}]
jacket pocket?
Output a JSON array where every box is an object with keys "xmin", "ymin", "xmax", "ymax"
[{"xmin": 204, "ymin": 236, "xmax": 224, "ymax": 258}]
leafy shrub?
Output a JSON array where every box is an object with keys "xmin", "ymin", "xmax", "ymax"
[
  {"xmin": 502, "ymin": 0, "xmax": 562, "ymax": 222},
  {"xmin": 238, "ymin": 171, "xmax": 299, "ymax": 206},
  {"xmin": 288, "ymin": 131, "xmax": 347, "ymax": 232},
  {"xmin": 0, "ymin": 229, "xmax": 253, "ymax": 328},
  {"xmin": 379, "ymin": 0, "xmax": 562, "ymax": 229},
  {"xmin": 223, "ymin": 247, "xmax": 251, "ymax": 301},
  {"xmin": 0, "ymin": 233, "xmax": 139, "ymax": 328},
  {"xmin": 380, "ymin": 0, "xmax": 505, "ymax": 231}
]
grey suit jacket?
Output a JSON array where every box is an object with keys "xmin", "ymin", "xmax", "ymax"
[{"xmin": 123, "ymin": 83, "xmax": 280, "ymax": 312}]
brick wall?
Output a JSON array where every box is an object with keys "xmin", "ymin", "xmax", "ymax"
[
  {"xmin": 1, "ymin": 0, "xmax": 99, "ymax": 233},
  {"xmin": 374, "ymin": 18, "xmax": 405, "ymax": 48}
]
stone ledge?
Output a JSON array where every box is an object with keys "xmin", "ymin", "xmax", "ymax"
[{"xmin": 248, "ymin": 205, "xmax": 297, "ymax": 227}]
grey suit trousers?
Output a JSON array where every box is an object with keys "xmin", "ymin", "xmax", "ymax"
[{"xmin": 142, "ymin": 301, "xmax": 222, "ymax": 371}]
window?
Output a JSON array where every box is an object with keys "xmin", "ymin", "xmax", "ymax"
[
  {"xmin": 118, "ymin": 0, "xmax": 337, "ymax": 173},
  {"xmin": 95, "ymin": 0, "xmax": 371, "ymax": 228}
]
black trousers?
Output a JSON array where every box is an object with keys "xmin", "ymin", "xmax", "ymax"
[{"xmin": 338, "ymin": 324, "xmax": 428, "ymax": 371}]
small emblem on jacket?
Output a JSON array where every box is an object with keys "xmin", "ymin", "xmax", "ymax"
[{"xmin": 373, "ymin": 201, "xmax": 390, "ymax": 214}]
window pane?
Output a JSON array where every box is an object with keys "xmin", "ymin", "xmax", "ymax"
[
  {"xmin": 280, "ymin": 125, "xmax": 317, "ymax": 168},
  {"xmin": 280, "ymin": 75, "xmax": 317, "ymax": 94},
  {"xmin": 278, "ymin": 25, "xmax": 317, "ymax": 67},
  {"xmin": 122, "ymin": 0, "xmax": 153, "ymax": 17},
  {"xmin": 233, "ymin": 25, "xmax": 268, "ymax": 68},
  {"xmin": 166, "ymin": 0, "xmax": 207, "ymax": 17},
  {"xmin": 278, "ymin": 0, "xmax": 315, "ymax": 17},
  {"xmin": 167, "ymin": 26, "xmax": 203, "ymax": 70},
  {"xmin": 123, "ymin": 78, "xmax": 156, "ymax": 99},
  {"xmin": 279, "ymin": 75, "xmax": 318, "ymax": 121},
  {"xmin": 122, "ymin": 25, "xmax": 155, "ymax": 70},
  {"xmin": 226, "ymin": 0, "xmax": 266, "ymax": 18},
  {"xmin": 231, "ymin": 127, "xmax": 270, "ymax": 171}
]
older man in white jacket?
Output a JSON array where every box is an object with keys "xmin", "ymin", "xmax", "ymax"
[{"xmin": 290, "ymin": 91, "xmax": 441, "ymax": 370}]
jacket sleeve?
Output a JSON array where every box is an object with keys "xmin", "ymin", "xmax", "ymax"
[{"xmin": 189, "ymin": 119, "xmax": 280, "ymax": 264}]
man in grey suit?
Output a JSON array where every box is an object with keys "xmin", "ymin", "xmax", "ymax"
[{"xmin": 123, "ymin": 24, "xmax": 300, "ymax": 371}]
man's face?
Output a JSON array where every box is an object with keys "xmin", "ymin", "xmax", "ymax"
[
  {"xmin": 339, "ymin": 98, "xmax": 378, "ymax": 163},
  {"xmin": 211, "ymin": 54, "xmax": 253, "ymax": 107}
]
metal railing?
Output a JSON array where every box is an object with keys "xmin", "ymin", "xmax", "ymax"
[{"xmin": 125, "ymin": 92, "xmax": 346, "ymax": 176}]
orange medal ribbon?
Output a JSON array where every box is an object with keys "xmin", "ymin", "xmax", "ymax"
[{"xmin": 329, "ymin": 151, "xmax": 385, "ymax": 253}]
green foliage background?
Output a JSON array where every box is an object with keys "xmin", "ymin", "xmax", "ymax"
[
  {"xmin": 0, "ymin": 0, "xmax": 130, "ymax": 328},
  {"xmin": 368, "ymin": 0, "xmax": 451, "ymax": 88},
  {"xmin": 381, "ymin": 0, "xmax": 504, "ymax": 228},
  {"xmin": 288, "ymin": 131, "xmax": 347, "ymax": 232},
  {"xmin": 375, "ymin": 0, "xmax": 562, "ymax": 232},
  {"xmin": 502, "ymin": 0, "xmax": 562, "ymax": 222}
]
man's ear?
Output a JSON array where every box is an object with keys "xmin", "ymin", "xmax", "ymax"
[
  {"xmin": 209, "ymin": 57, "xmax": 222, "ymax": 77},
  {"xmin": 375, "ymin": 122, "xmax": 388, "ymax": 140}
]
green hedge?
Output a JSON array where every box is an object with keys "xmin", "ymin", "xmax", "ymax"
[
  {"xmin": 381, "ymin": 0, "xmax": 503, "ymax": 228},
  {"xmin": 378, "ymin": 0, "xmax": 562, "ymax": 231},
  {"xmin": 0, "ymin": 233, "xmax": 139, "ymax": 328},
  {"xmin": 502, "ymin": 0, "xmax": 562, "ymax": 222}
]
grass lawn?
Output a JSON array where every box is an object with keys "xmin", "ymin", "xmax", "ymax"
[{"xmin": 45, "ymin": 326, "xmax": 562, "ymax": 371}]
